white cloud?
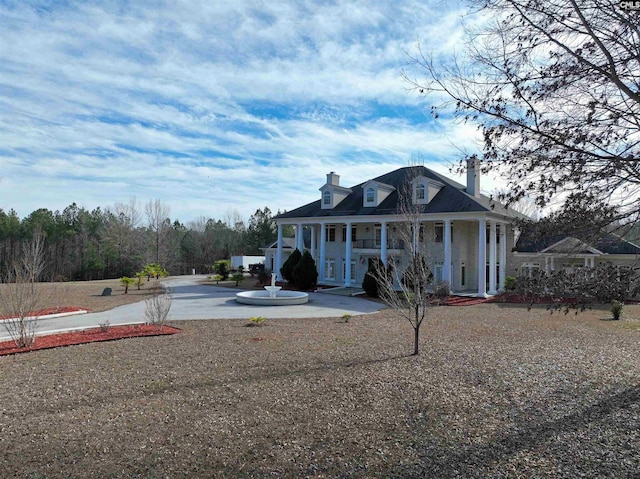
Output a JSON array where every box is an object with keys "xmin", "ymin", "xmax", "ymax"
[{"xmin": 0, "ymin": 0, "xmax": 479, "ymax": 223}]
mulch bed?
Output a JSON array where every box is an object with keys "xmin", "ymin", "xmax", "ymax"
[
  {"xmin": 0, "ymin": 306, "xmax": 88, "ymax": 320},
  {"xmin": 0, "ymin": 324, "xmax": 180, "ymax": 356}
]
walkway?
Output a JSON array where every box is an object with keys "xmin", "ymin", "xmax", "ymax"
[{"xmin": 0, "ymin": 275, "xmax": 385, "ymax": 340}]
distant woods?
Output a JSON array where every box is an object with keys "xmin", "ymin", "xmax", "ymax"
[{"xmin": 0, "ymin": 200, "xmax": 286, "ymax": 281}]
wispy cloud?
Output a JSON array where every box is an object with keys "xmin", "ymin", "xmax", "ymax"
[{"xmin": 0, "ymin": 0, "xmax": 485, "ymax": 223}]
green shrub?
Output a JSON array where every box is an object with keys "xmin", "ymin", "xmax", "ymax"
[
  {"xmin": 611, "ymin": 300, "xmax": 623, "ymax": 320},
  {"xmin": 214, "ymin": 260, "xmax": 230, "ymax": 280},
  {"xmin": 280, "ymin": 249, "xmax": 302, "ymax": 283},
  {"xmin": 434, "ymin": 281, "xmax": 450, "ymax": 303},
  {"xmin": 231, "ymin": 272, "xmax": 244, "ymax": 286},
  {"xmin": 362, "ymin": 259, "xmax": 391, "ymax": 298},
  {"xmin": 249, "ymin": 316, "xmax": 266, "ymax": 327},
  {"xmin": 503, "ymin": 276, "xmax": 517, "ymax": 292},
  {"xmin": 292, "ymin": 250, "xmax": 318, "ymax": 290}
]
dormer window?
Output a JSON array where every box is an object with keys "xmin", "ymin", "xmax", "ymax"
[
  {"xmin": 323, "ymin": 191, "xmax": 331, "ymax": 206},
  {"xmin": 412, "ymin": 175, "xmax": 444, "ymax": 205},
  {"xmin": 362, "ymin": 180, "xmax": 394, "ymax": 207},
  {"xmin": 366, "ymin": 188, "xmax": 375, "ymax": 203}
]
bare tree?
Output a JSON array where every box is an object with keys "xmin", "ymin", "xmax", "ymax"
[
  {"xmin": 144, "ymin": 283, "xmax": 172, "ymax": 330},
  {"xmin": 407, "ymin": 0, "xmax": 640, "ymax": 234},
  {"xmin": 145, "ymin": 199, "xmax": 170, "ymax": 265},
  {"xmin": 0, "ymin": 230, "xmax": 46, "ymax": 347},
  {"xmin": 374, "ymin": 168, "xmax": 435, "ymax": 356}
]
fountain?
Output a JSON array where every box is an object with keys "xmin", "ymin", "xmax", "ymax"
[{"xmin": 235, "ymin": 273, "xmax": 309, "ymax": 306}]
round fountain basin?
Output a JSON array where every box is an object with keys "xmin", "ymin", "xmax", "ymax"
[{"xmin": 235, "ymin": 290, "xmax": 309, "ymax": 306}]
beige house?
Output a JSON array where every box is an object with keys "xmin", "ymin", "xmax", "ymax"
[{"xmin": 272, "ymin": 163, "xmax": 523, "ymax": 297}]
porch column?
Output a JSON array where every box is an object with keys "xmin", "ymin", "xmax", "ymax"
[
  {"xmin": 489, "ymin": 221, "xmax": 497, "ymax": 294},
  {"xmin": 477, "ymin": 219, "xmax": 487, "ymax": 297},
  {"xmin": 443, "ymin": 219, "xmax": 452, "ymax": 286},
  {"xmin": 380, "ymin": 221, "xmax": 388, "ymax": 265},
  {"xmin": 345, "ymin": 222, "xmax": 352, "ymax": 287},
  {"xmin": 499, "ymin": 223, "xmax": 507, "ymax": 291},
  {"xmin": 310, "ymin": 226, "xmax": 316, "ymax": 259},
  {"xmin": 276, "ymin": 224, "xmax": 284, "ymax": 281},
  {"xmin": 545, "ymin": 256, "xmax": 550, "ymax": 273},
  {"xmin": 296, "ymin": 223, "xmax": 304, "ymax": 251},
  {"xmin": 319, "ymin": 223, "xmax": 326, "ymax": 281}
]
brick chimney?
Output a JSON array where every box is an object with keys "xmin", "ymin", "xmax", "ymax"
[{"xmin": 466, "ymin": 159, "xmax": 480, "ymax": 197}]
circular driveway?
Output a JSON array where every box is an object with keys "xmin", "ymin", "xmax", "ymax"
[{"xmin": 0, "ymin": 275, "xmax": 385, "ymax": 340}]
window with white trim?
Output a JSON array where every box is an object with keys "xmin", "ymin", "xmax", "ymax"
[
  {"xmin": 325, "ymin": 258, "xmax": 336, "ymax": 280},
  {"xmin": 366, "ymin": 187, "xmax": 375, "ymax": 203},
  {"xmin": 326, "ymin": 224, "xmax": 336, "ymax": 242},
  {"xmin": 342, "ymin": 259, "xmax": 356, "ymax": 281},
  {"xmin": 323, "ymin": 191, "xmax": 331, "ymax": 205}
]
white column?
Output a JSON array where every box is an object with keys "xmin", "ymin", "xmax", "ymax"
[
  {"xmin": 545, "ymin": 256, "xmax": 550, "ymax": 273},
  {"xmin": 319, "ymin": 223, "xmax": 326, "ymax": 281},
  {"xmin": 345, "ymin": 222, "xmax": 352, "ymax": 287},
  {"xmin": 296, "ymin": 223, "xmax": 304, "ymax": 251},
  {"xmin": 443, "ymin": 219, "xmax": 452, "ymax": 287},
  {"xmin": 477, "ymin": 219, "xmax": 487, "ymax": 297},
  {"xmin": 276, "ymin": 224, "xmax": 284, "ymax": 281},
  {"xmin": 310, "ymin": 226, "xmax": 316, "ymax": 259},
  {"xmin": 499, "ymin": 224, "xmax": 506, "ymax": 291},
  {"xmin": 489, "ymin": 221, "xmax": 497, "ymax": 294},
  {"xmin": 380, "ymin": 221, "xmax": 388, "ymax": 265}
]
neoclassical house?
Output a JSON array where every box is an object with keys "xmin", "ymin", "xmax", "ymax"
[{"xmin": 272, "ymin": 163, "xmax": 523, "ymax": 297}]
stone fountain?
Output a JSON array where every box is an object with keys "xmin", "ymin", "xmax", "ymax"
[{"xmin": 235, "ymin": 273, "xmax": 309, "ymax": 306}]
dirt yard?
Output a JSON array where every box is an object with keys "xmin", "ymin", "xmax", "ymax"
[{"xmin": 0, "ymin": 291, "xmax": 639, "ymax": 478}]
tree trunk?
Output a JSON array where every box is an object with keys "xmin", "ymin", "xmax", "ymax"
[{"xmin": 413, "ymin": 325, "xmax": 419, "ymax": 356}]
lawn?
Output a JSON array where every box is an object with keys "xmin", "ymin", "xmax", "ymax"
[{"xmin": 0, "ymin": 299, "xmax": 639, "ymax": 477}]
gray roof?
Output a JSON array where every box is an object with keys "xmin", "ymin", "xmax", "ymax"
[
  {"xmin": 276, "ymin": 166, "xmax": 513, "ymax": 220},
  {"xmin": 515, "ymin": 230, "xmax": 640, "ymax": 255}
]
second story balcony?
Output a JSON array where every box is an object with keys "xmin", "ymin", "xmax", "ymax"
[{"xmin": 352, "ymin": 239, "xmax": 405, "ymax": 250}]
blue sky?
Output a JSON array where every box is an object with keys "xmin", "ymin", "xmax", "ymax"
[{"xmin": 1, "ymin": 0, "xmax": 493, "ymax": 225}]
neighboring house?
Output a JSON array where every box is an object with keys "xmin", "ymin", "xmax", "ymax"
[
  {"xmin": 512, "ymin": 230, "xmax": 640, "ymax": 276},
  {"xmin": 273, "ymin": 162, "xmax": 524, "ymax": 297}
]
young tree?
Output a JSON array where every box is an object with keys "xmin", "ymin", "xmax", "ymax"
[
  {"xmin": 373, "ymin": 168, "xmax": 436, "ymax": 356},
  {"xmin": 0, "ymin": 230, "xmax": 47, "ymax": 348},
  {"xmin": 408, "ymin": 0, "xmax": 640, "ymax": 233},
  {"xmin": 144, "ymin": 283, "xmax": 172, "ymax": 330}
]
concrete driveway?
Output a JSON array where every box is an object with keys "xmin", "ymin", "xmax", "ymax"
[{"xmin": 0, "ymin": 275, "xmax": 385, "ymax": 340}]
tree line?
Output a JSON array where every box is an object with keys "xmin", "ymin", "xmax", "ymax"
[{"xmin": 0, "ymin": 200, "xmax": 286, "ymax": 282}]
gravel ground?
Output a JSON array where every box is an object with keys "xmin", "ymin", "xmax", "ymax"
[{"xmin": 0, "ymin": 301, "xmax": 639, "ymax": 477}]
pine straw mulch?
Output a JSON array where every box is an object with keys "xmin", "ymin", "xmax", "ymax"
[{"xmin": 1, "ymin": 303, "xmax": 640, "ymax": 478}]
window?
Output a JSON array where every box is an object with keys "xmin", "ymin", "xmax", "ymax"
[
  {"xmin": 326, "ymin": 224, "xmax": 336, "ymax": 242},
  {"xmin": 435, "ymin": 223, "xmax": 453, "ymax": 243},
  {"xmin": 419, "ymin": 225, "xmax": 424, "ymax": 243},
  {"xmin": 520, "ymin": 262, "xmax": 540, "ymax": 278},
  {"xmin": 434, "ymin": 262, "xmax": 443, "ymax": 282},
  {"xmin": 416, "ymin": 183, "xmax": 425, "ymax": 200},
  {"xmin": 341, "ymin": 225, "xmax": 357, "ymax": 242},
  {"xmin": 461, "ymin": 262, "xmax": 466, "ymax": 286},
  {"xmin": 323, "ymin": 191, "xmax": 331, "ymax": 205},
  {"xmin": 374, "ymin": 224, "xmax": 382, "ymax": 247},
  {"xmin": 325, "ymin": 258, "xmax": 336, "ymax": 280},
  {"xmin": 435, "ymin": 223, "xmax": 443, "ymax": 243},
  {"xmin": 366, "ymin": 187, "xmax": 375, "ymax": 203},
  {"xmin": 342, "ymin": 259, "xmax": 356, "ymax": 281}
]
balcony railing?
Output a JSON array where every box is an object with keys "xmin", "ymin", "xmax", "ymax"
[{"xmin": 352, "ymin": 239, "xmax": 405, "ymax": 250}]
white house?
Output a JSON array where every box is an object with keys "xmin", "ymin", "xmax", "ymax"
[{"xmin": 273, "ymin": 162, "xmax": 523, "ymax": 297}]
